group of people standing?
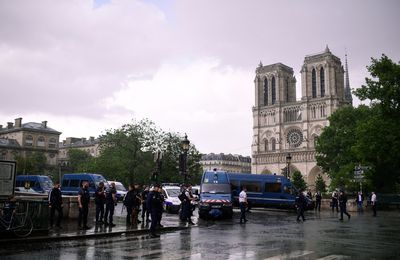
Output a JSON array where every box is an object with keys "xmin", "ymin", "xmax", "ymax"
[{"xmin": 47, "ymin": 181, "xmax": 169, "ymax": 236}]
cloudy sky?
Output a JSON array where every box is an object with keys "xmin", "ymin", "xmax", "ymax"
[{"xmin": 1, "ymin": 0, "xmax": 399, "ymax": 156}]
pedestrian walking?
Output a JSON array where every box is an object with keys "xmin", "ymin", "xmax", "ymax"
[
  {"xmin": 315, "ymin": 191, "xmax": 322, "ymax": 212},
  {"xmin": 331, "ymin": 190, "xmax": 339, "ymax": 213},
  {"xmin": 295, "ymin": 191, "xmax": 307, "ymax": 222},
  {"xmin": 356, "ymin": 191, "xmax": 364, "ymax": 213},
  {"xmin": 147, "ymin": 184, "xmax": 163, "ymax": 238},
  {"xmin": 338, "ymin": 191, "xmax": 351, "ymax": 220},
  {"xmin": 371, "ymin": 191, "xmax": 377, "ymax": 217},
  {"xmin": 141, "ymin": 186, "xmax": 150, "ymax": 223},
  {"xmin": 104, "ymin": 182, "xmax": 117, "ymax": 227},
  {"xmin": 48, "ymin": 181, "xmax": 63, "ymax": 228},
  {"xmin": 78, "ymin": 181, "xmax": 91, "ymax": 229},
  {"xmin": 94, "ymin": 181, "xmax": 106, "ymax": 224},
  {"xmin": 239, "ymin": 186, "xmax": 248, "ymax": 224}
]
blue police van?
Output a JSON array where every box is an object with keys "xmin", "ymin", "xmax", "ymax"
[
  {"xmin": 228, "ymin": 173, "xmax": 314, "ymax": 210},
  {"xmin": 61, "ymin": 173, "xmax": 108, "ymax": 196},
  {"xmin": 198, "ymin": 170, "xmax": 233, "ymax": 219},
  {"xmin": 15, "ymin": 175, "xmax": 54, "ymax": 194}
]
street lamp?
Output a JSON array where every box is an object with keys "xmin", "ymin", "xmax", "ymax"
[
  {"xmin": 181, "ymin": 134, "xmax": 190, "ymax": 184},
  {"xmin": 152, "ymin": 150, "xmax": 163, "ymax": 183},
  {"xmin": 286, "ymin": 153, "xmax": 292, "ymax": 179}
]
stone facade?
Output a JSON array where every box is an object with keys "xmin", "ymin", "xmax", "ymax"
[
  {"xmin": 200, "ymin": 153, "xmax": 251, "ymax": 173},
  {"xmin": 251, "ymin": 47, "xmax": 352, "ymax": 190},
  {"xmin": 58, "ymin": 137, "xmax": 100, "ymax": 167},
  {"xmin": 0, "ymin": 118, "xmax": 61, "ymax": 169}
]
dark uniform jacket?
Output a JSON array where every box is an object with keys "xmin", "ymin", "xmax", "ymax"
[
  {"xmin": 106, "ymin": 187, "xmax": 117, "ymax": 204},
  {"xmin": 48, "ymin": 187, "xmax": 63, "ymax": 207},
  {"xmin": 124, "ymin": 190, "xmax": 136, "ymax": 208},
  {"xmin": 295, "ymin": 194, "xmax": 307, "ymax": 209},
  {"xmin": 78, "ymin": 187, "xmax": 91, "ymax": 206},
  {"xmin": 95, "ymin": 187, "xmax": 106, "ymax": 205},
  {"xmin": 147, "ymin": 191, "xmax": 163, "ymax": 213},
  {"xmin": 339, "ymin": 193, "xmax": 348, "ymax": 206}
]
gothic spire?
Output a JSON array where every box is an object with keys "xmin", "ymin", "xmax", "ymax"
[{"xmin": 344, "ymin": 51, "xmax": 353, "ymax": 105}]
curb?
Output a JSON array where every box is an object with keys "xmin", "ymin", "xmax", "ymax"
[{"xmin": 0, "ymin": 226, "xmax": 189, "ymax": 245}]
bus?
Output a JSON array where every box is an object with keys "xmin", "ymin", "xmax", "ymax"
[
  {"xmin": 198, "ymin": 170, "xmax": 233, "ymax": 219},
  {"xmin": 228, "ymin": 173, "xmax": 312, "ymax": 210}
]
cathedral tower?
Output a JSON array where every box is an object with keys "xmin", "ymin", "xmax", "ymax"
[{"xmin": 252, "ymin": 47, "xmax": 352, "ymax": 190}]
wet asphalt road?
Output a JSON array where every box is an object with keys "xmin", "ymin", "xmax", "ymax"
[{"xmin": 1, "ymin": 208, "xmax": 400, "ymax": 259}]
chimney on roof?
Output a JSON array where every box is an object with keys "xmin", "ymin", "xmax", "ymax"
[
  {"xmin": 15, "ymin": 117, "xmax": 22, "ymax": 128},
  {"xmin": 42, "ymin": 121, "xmax": 47, "ymax": 128},
  {"xmin": 90, "ymin": 136, "xmax": 95, "ymax": 142},
  {"xmin": 0, "ymin": 125, "xmax": 2, "ymax": 130},
  {"xmin": 7, "ymin": 122, "xmax": 13, "ymax": 129},
  {"xmin": 82, "ymin": 138, "xmax": 87, "ymax": 143}
]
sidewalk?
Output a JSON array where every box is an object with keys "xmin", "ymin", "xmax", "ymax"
[{"xmin": 0, "ymin": 207, "xmax": 190, "ymax": 244}]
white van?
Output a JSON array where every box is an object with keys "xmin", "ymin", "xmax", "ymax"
[
  {"xmin": 161, "ymin": 185, "xmax": 182, "ymax": 214},
  {"xmin": 108, "ymin": 181, "xmax": 127, "ymax": 201}
]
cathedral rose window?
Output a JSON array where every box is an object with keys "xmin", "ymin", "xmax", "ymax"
[{"xmin": 287, "ymin": 129, "xmax": 303, "ymax": 147}]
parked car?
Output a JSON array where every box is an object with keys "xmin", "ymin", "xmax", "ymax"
[
  {"xmin": 15, "ymin": 175, "xmax": 54, "ymax": 194},
  {"xmin": 61, "ymin": 173, "xmax": 108, "ymax": 196},
  {"xmin": 161, "ymin": 185, "xmax": 182, "ymax": 214},
  {"xmin": 107, "ymin": 181, "xmax": 127, "ymax": 201}
]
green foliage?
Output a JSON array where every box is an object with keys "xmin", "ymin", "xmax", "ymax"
[
  {"xmin": 354, "ymin": 54, "xmax": 400, "ymax": 118},
  {"xmin": 317, "ymin": 54, "xmax": 400, "ymax": 193},
  {"xmin": 315, "ymin": 174, "xmax": 326, "ymax": 193},
  {"xmin": 68, "ymin": 149, "xmax": 94, "ymax": 172},
  {"xmin": 90, "ymin": 119, "xmax": 202, "ymax": 186},
  {"xmin": 15, "ymin": 152, "xmax": 47, "ymax": 174},
  {"xmin": 292, "ymin": 171, "xmax": 307, "ymax": 192}
]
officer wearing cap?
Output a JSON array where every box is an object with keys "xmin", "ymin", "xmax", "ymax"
[{"xmin": 147, "ymin": 184, "xmax": 163, "ymax": 238}]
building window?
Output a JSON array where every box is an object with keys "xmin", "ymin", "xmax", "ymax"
[
  {"xmin": 286, "ymin": 77, "xmax": 290, "ymax": 102},
  {"xmin": 313, "ymin": 135, "xmax": 319, "ymax": 148},
  {"xmin": 0, "ymin": 150, "xmax": 7, "ymax": 160},
  {"xmin": 263, "ymin": 78, "xmax": 268, "ymax": 106},
  {"xmin": 271, "ymin": 138, "xmax": 276, "ymax": 151},
  {"xmin": 49, "ymin": 138, "xmax": 57, "ymax": 148},
  {"xmin": 312, "ymin": 68, "xmax": 317, "ymax": 98},
  {"xmin": 320, "ymin": 67, "xmax": 325, "ymax": 97},
  {"xmin": 25, "ymin": 135, "xmax": 33, "ymax": 146},
  {"xmin": 271, "ymin": 76, "xmax": 276, "ymax": 104},
  {"xmin": 264, "ymin": 140, "xmax": 268, "ymax": 152},
  {"xmin": 37, "ymin": 136, "xmax": 45, "ymax": 147}
]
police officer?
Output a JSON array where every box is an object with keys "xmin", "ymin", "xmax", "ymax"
[
  {"xmin": 181, "ymin": 185, "xmax": 195, "ymax": 225},
  {"xmin": 141, "ymin": 186, "xmax": 150, "ymax": 223},
  {"xmin": 104, "ymin": 182, "xmax": 117, "ymax": 227},
  {"xmin": 339, "ymin": 190, "xmax": 351, "ymax": 221},
  {"xmin": 49, "ymin": 181, "xmax": 63, "ymax": 228},
  {"xmin": 94, "ymin": 181, "xmax": 106, "ymax": 224},
  {"xmin": 331, "ymin": 190, "xmax": 339, "ymax": 212},
  {"xmin": 124, "ymin": 184, "xmax": 135, "ymax": 225},
  {"xmin": 295, "ymin": 191, "xmax": 307, "ymax": 222},
  {"xmin": 147, "ymin": 184, "xmax": 163, "ymax": 238},
  {"xmin": 78, "ymin": 181, "xmax": 91, "ymax": 229}
]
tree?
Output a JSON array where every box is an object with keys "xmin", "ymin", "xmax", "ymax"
[
  {"xmin": 315, "ymin": 174, "xmax": 326, "ymax": 193},
  {"xmin": 292, "ymin": 171, "xmax": 307, "ymax": 192},
  {"xmin": 68, "ymin": 149, "xmax": 94, "ymax": 172},
  {"xmin": 354, "ymin": 54, "xmax": 400, "ymax": 118},
  {"xmin": 315, "ymin": 105, "xmax": 371, "ymax": 191}
]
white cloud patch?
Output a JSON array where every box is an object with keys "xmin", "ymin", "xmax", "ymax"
[{"xmin": 105, "ymin": 58, "xmax": 253, "ymax": 154}]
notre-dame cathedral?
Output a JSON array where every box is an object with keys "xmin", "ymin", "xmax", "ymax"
[{"xmin": 251, "ymin": 46, "xmax": 352, "ymax": 190}]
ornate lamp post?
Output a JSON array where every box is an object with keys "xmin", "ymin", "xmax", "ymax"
[
  {"xmin": 286, "ymin": 153, "xmax": 292, "ymax": 180},
  {"xmin": 152, "ymin": 150, "xmax": 163, "ymax": 183},
  {"xmin": 180, "ymin": 134, "xmax": 190, "ymax": 184}
]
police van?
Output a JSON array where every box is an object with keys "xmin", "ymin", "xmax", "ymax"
[
  {"xmin": 61, "ymin": 173, "xmax": 108, "ymax": 196},
  {"xmin": 15, "ymin": 175, "xmax": 53, "ymax": 194},
  {"xmin": 198, "ymin": 170, "xmax": 233, "ymax": 219}
]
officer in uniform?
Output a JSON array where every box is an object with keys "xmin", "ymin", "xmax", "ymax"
[
  {"xmin": 94, "ymin": 181, "xmax": 106, "ymax": 224},
  {"xmin": 141, "ymin": 186, "xmax": 150, "ymax": 223},
  {"xmin": 104, "ymin": 182, "xmax": 117, "ymax": 227},
  {"xmin": 78, "ymin": 181, "xmax": 91, "ymax": 229},
  {"xmin": 48, "ymin": 181, "xmax": 63, "ymax": 228},
  {"xmin": 339, "ymin": 190, "xmax": 351, "ymax": 220},
  {"xmin": 181, "ymin": 185, "xmax": 195, "ymax": 225},
  {"xmin": 315, "ymin": 191, "xmax": 322, "ymax": 212},
  {"xmin": 295, "ymin": 191, "xmax": 307, "ymax": 222},
  {"xmin": 147, "ymin": 184, "xmax": 163, "ymax": 238}
]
